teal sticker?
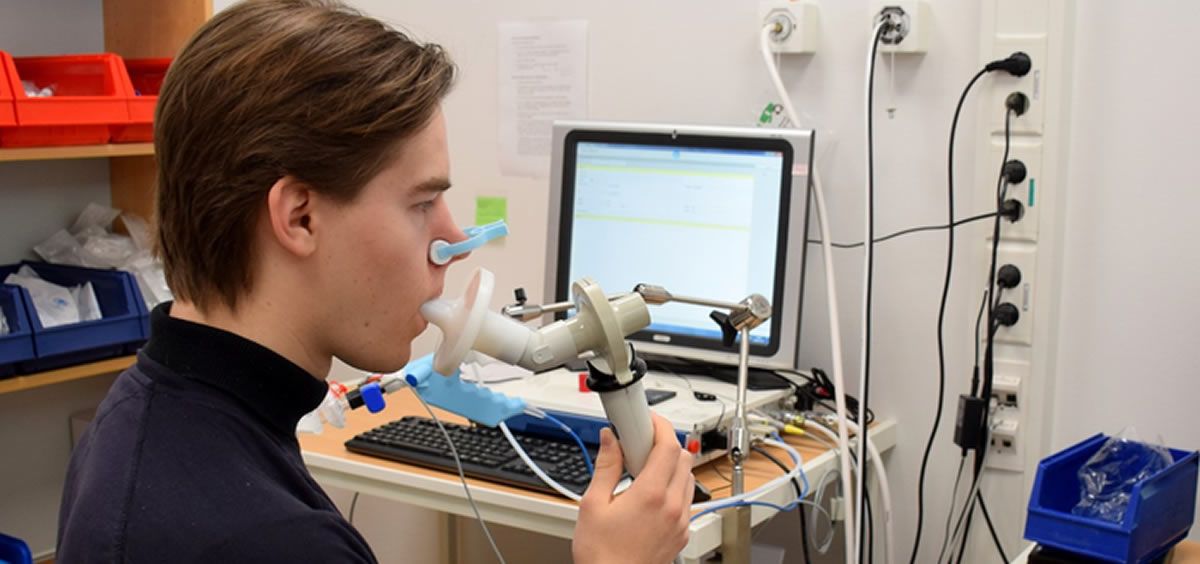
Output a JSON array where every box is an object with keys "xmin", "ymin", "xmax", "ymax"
[{"xmin": 1028, "ymin": 179, "xmax": 1036, "ymax": 207}]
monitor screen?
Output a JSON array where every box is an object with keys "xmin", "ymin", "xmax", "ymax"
[{"xmin": 547, "ymin": 123, "xmax": 812, "ymax": 367}]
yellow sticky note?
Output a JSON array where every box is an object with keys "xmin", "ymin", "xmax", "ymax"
[{"xmin": 475, "ymin": 196, "xmax": 508, "ymax": 225}]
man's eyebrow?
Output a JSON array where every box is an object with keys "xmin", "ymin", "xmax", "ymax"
[{"xmin": 412, "ymin": 177, "xmax": 452, "ymax": 194}]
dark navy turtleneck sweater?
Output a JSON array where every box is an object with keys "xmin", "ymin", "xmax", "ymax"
[{"xmin": 57, "ymin": 304, "xmax": 377, "ymax": 563}]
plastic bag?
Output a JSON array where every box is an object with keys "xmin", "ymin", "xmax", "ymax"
[
  {"xmin": 0, "ymin": 309, "xmax": 8, "ymax": 336},
  {"xmin": 33, "ymin": 229, "xmax": 86, "ymax": 266},
  {"xmin": 4, "ymin": 266, "xmax": 80, "ymax": 328},
  {"xmin": 123, "ymin": 253, "xmax": 173, "ymax": 309},
  {"xmin": 79, "ymin": 232, "xmax": 138, "ymax": 268},
  {"xmin": 1072, "ymin": 429, "xmax": 1173, "ymax": 523},
  {"xmin": 70, "ymin": 203, "xmax": 121, "ymax": 235},
  {"xmin": 73, "ymin": 282, "xmax": 102, "ymax": 323}
]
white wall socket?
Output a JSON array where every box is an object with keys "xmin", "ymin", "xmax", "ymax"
[
  {"xmin": 987, "ymin": 34, "xmax": 1048, "ymax": 136},
  {"xmin": 759, "ymin": 1, "xmax": 819, "ymax": 54},
  {"xmin": 979, "ymin": 139, "xmax": 1043, "ymax": 243},
  {"xmin": 984, "ymin": 244, "xmax": 1037, "ymax": 346},
  {"xmin": 987, "ymin": 410, "xmax": 1023, "ymax": 472},
  {"xmin": 872, "ymin": 0, "xmax": 930, "ymax": 54}
]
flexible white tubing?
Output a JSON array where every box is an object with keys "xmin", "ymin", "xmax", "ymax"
[
  {"xmin": 499, "ymin": 421, "xmax": 584, "ymax": 501},
  {"xmin": 760, "ymin": 23, "xmax": 858, "ymax": 563}
]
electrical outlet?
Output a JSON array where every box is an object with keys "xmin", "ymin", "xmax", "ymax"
[
  {"xmin": 987, "ymin": 409, "xmax": 1023, "ymax": 471},
  {"xmin": 759, "ymin": 1, "xmax": 819, "ymax": 54},
  {"xmin": 990, "ymin": 358, "xmax": 1029, "ymax": 408},
  {"xmin": 871, "ymin": 1, "xmax": 930, "ymax": 54},
  {"xmin": 986, "ymin": 34, "xmax": 1048, "ymax": 135},
  {"xmin": 982, "ymin": 245, "xmax": 1036, "ymax": 346},
  {"xmin": 978, "ymin": 139, "xmax": 1043, "ymax": 243}
]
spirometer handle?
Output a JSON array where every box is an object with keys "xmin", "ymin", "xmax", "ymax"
[{"xmin": 597, "ymin": 379, "xmax": 655, "ymax": 477}]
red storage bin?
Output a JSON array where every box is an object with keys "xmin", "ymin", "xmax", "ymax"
[
  {"xmin": 0, "ymin": 52, "xmax": 133, "ymax": 147},
  {"xmin": 0, "ymin": 53, "xmax": 14, "ymax": 128},
  {"xmin": 112, "ymin": 57, "xmax": 170, "ymax": 143}
]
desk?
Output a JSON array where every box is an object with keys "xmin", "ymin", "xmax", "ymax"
[{"xmin": 300, "ymin": 391, "xmax": 897, "ymax": 563}]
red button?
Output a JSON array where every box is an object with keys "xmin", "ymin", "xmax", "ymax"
[
  {"xmin": 687, "ymin": 439, "xmax": 700, "ymax": 454},
  {"xmin": 578, "ymin": 373, "xmax": 591, "ymax": 392}
]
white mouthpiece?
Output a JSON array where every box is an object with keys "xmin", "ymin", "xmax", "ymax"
[{"xmin": 420, "ymin": 267, "xmax": 535, "ymax": 374}]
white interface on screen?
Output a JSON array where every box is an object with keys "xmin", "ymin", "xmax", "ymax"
[{"xmin": 567, "ymin": 141, "xmax": 785, "ymax": 345}]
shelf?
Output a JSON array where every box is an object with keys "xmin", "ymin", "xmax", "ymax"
[
  {"xmin": 0, "ymin": 143, "xmax": 153, "ymax": 163},
  {"xmin": 0, "ymin": 355, "xmax": 133, "ymax": 396}
]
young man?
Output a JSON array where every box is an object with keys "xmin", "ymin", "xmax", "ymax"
[{"xmin": 56, "ymin": 1, "xmax": 695, "ymax": 562}]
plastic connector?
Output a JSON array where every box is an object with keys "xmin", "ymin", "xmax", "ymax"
[{"xmin": 403, "ymin": 353, "xmax": 526, "ymax": 427}]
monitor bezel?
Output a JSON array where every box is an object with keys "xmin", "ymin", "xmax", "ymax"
[{"xmin": 554, "ymin": 127, "xmax": 795, "ymax": 359}]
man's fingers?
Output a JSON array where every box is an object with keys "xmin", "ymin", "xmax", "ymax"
[
  {"xmin": 668, "ymin": 449, "xmax": 695, "ymax": 508},
  {"xmin": 582, "ymin": 427, "xmax": 623, "ymax": 502},
  {"xmin": 629, "ymin": 415, "xmax": 685, "ymax": 494}
]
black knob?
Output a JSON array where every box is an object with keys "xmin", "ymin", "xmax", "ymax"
[
  {"xmin": 994, "ymin": 303, "xmax": 1020, "ymax": 327},
  {"xmin": 513, "ymin": 287, "xmax": 527, "ymax": 305},
  {"xmin": 997, "ymin": 264, "xmax": 1022, "ymax": 289},
  {"xmin": 1000, "ymin": 199, "xmax": 1025, "ymax": 222},
  {"xmin": 708, "ymin": 311, "xmax": 738, "ymax": 348},
  {"xmin": 1002, "ymin": 159, "xmax": 1027, "ymax": 185},
  {"xmin": 1006, "ymin": 92, "xmax": 1030, "ymax": 117}
]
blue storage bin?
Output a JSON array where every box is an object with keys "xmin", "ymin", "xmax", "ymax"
[
  {"xmin": 0, "ymin": 261, "xmax": 145, "ymax": 372},
  {"xmin": 0, "ymin": 285, "xmax": 36, "ymax": 378},
  {"xmin": 1025, "ymin": 433, "xmax": 1199, "ymax": 563}
]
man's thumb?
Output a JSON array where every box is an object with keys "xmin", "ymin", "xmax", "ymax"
[{"xmin": 590, "ymin": 427, "xmax": 624, "ymax": 490}]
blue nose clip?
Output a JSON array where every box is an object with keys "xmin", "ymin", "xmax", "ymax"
[{"xmin": 429, "ymin": 220, "xmax": 509, "ymax": 265}]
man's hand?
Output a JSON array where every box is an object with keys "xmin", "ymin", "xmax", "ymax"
[{"xmin": 572, "ymin": 414, "xmax": 695, "ymax": 564}]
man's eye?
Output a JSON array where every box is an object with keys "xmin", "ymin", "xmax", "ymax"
[{"xmin": 416, "ymin": 200, "xmax": 436, "ymax": 212}]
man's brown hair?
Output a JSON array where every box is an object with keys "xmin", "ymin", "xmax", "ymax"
[{"xmin": 154, "ymin": 0, "xmax": 455, "ymax": 312}]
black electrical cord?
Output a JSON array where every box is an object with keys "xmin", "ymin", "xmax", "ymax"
[
  {"xmin": 754, "ymin": 446, "xmax": 812, "ymax": 563},
  {"xmin": 349, "ymin": 491, "xmax": 360, "ymax": 525},
  {"xmin": 908, "ymin": 66, "xmax": 989, "ymax": 564},
  {"xmin": 807, "ymin": 211, "xmax": 1001, "ymax": 249},
  {"xmin": 976, "ymin": 492, "xmax": 1009, "ymax": 563},
  {"xmin": 859, "ymin": 22, "xmax": 887, "ymax": 563},
  {"xmin": 955, "ymin": 108, "xmax": 1016, "ymax": 564},
  {"xmin": 781, "ymin": 367, "xmax": 875, "ymax": 425}
]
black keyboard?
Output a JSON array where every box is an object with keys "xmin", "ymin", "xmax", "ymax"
[{"xmin": 345, "ymin": 416, "xmax": 597, "ymax": 497}]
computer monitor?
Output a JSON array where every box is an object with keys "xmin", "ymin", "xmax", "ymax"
[{"xmin": 545, "ymin": 121, "xmax": 815, "ymax": 370}]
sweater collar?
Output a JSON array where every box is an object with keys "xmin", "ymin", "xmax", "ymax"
[{"xmin": 142, "ymin": 302, "xmax": 327, "ymax": 435}]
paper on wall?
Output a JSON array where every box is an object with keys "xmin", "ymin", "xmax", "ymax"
[{"xmin": 497, "ymin": 20, "xmax": 588, "ymax": 178}]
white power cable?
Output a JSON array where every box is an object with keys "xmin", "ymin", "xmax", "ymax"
[
  {"xmin": 806, "ymin": 419, "xmax": 894, "ymax": 564},
  {"xmin": 760, "ymin": 23, "xmax": 859, "ymax": 563},
  {"xmin": 857, "ymin": 21, "xmax": 889, "ymax": 564}
]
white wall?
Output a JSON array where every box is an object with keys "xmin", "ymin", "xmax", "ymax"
[{"xmin": 1051, "ymin": 0, "xmax": 1200, "ymax": 483}]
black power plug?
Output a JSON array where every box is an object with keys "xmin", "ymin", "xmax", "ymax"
[
  {"xmin": 1000, "ymin": 199, "xmax": 1024, "ymax": 222},
  {"xmin": 985, "ymin": 51, "xmax": 1032, "ymax": 77},
  {"xmin": 1002, "ymin": 159, "xmax": 1027, "ymax": 185},
  {"xmin": 994, "ymin": 303, "xmax": 1020, "ymax": 327},
  {"xmin": 996, "ymin": 264, "xmax": 1022, "ymax": 289},
  {"xmin": 1006, "ymin": 92, "xmax": 1030, "ymax": 116}
]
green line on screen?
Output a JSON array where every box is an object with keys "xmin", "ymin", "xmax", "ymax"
[
  {"xmin": 577, "ymin": 163, "xmax": 753, "ymax": 180},
  {"xmin": 574, "ymin": 212, "xmax": 750, "ymax": 232}
]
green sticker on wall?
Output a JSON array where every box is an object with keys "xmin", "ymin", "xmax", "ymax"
[{"xmin": 475, "ymin": 196, "xmax": 508, "ymax": 225}]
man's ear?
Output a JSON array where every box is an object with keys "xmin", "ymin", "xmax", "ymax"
[{"xmin": 265, "ymin": 175, "xmax": 318, "ymax": 258}]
